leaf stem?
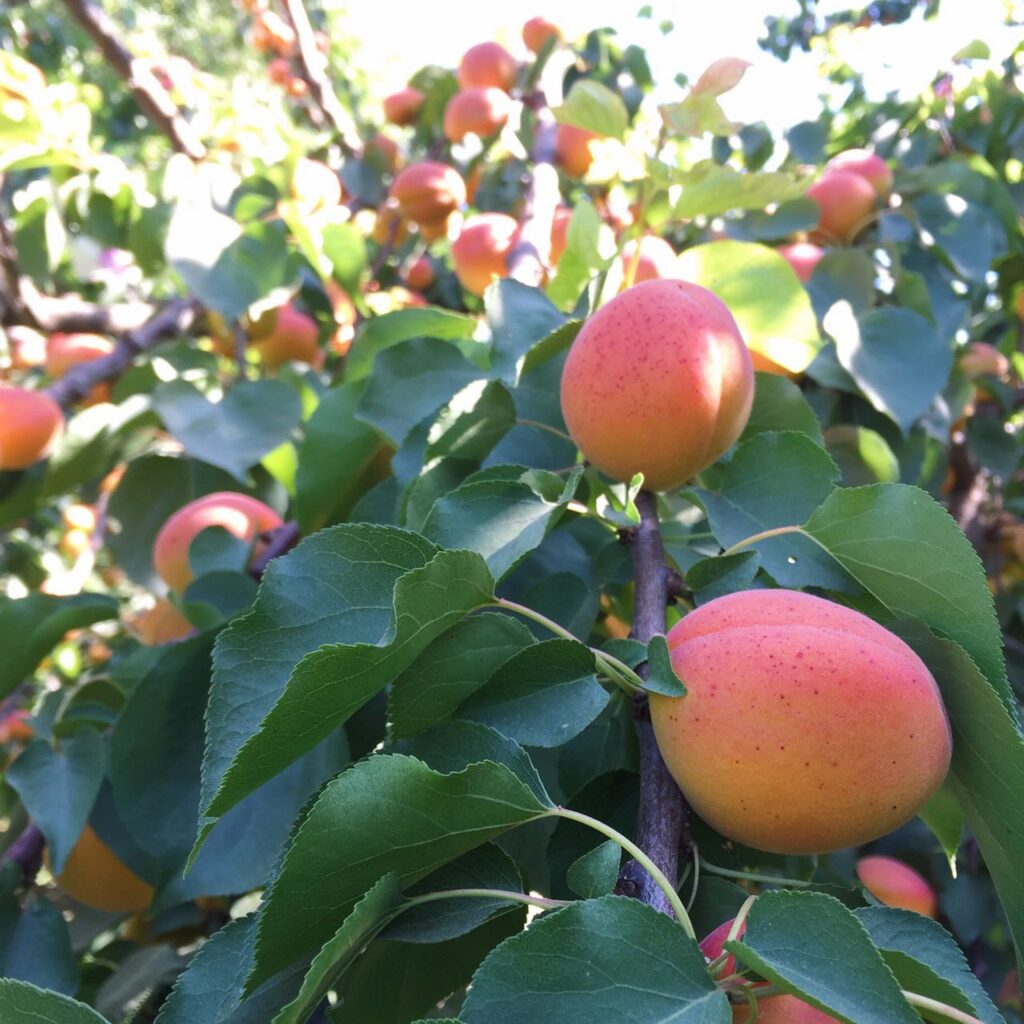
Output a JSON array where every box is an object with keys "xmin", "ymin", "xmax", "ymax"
[
  {"xmin": 699, "ymin": 858, "xmax": 817, "ymax": 889},
  {"xmin": 407, "ymin": 888, "xmax": 570, "ymax": 912},
  {"xmin": 720, "ymin": 525, "xmax": 804, "ymax": 557},
  {"xmin": 902, "ymin": 992, "xmax": 984, "ymax": 1024},
  {"xmin": 554, "ymin": 806, "xmax": 695, "ymax": 938}
]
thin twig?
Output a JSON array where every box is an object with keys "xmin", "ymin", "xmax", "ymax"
[
  {"xmin": 2, "ymin": 824, "xmax": 44, "ymax": 886},
  {"xmin": 508, "ymin": 106, "xmax": 559, "ymax": 287},
  {"xmin": 249, "ymin": 519, "xmax": 301, "ymax": 578}
]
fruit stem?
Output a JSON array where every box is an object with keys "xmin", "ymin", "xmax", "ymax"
[
  {"xmin": 902, "ymin": 991, "xmax": 984, "ymax": 1024},
  {"xmin": 720, "ymin": 524, "xmax": 804, "ymax": 557},
  {"xmin": 554, "ymin": 806, "xmax": 695, "ymax": 937},
  {"xmin": 699, "ymin": 858, "xmax": 817, "ymax": 888}
]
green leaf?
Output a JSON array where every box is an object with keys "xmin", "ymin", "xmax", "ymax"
[
  {"xmin": 249, "ymin": 754, "xmax": 551, "ymax": 987},
  {"xmin": 295, "ymin": 382, "xmax": 385, "ymax": 533},
  {"xmin": 660, "ymin": 92, "xmax": 740, "ymax": 138},
  {"xmin": 200, "ymin": 547, "xmax": 494, "ymax": 834},
  {"xmin": 643, "ymin": 634, "xmax": 687, "ymax": 697},
  {"xmin": 462, "ymin": 896, "xmax": 731, "ymax": 1022},
  {"xmin": 566, "ymin": 839, "xmax": 621, "ymax": 898},
  {"xmin": 487, "ymin": 279, "xmax": 567, "ymax": 384},
  {"xmin": 741, "ymin": 374, "xmax": 824, "ymax": 445},
  {"xmin": 553, "ymin": 80, "xmax": 628, "ymax": 140},
  {"xmin": 913, "ymin": 193, "xmax": 1003, "ymax": 282},
  {"xmin": 456, "ymin": 638, "xmax": 609, "ymax": 747},
  {"xmin": 917, "ymin": 783, "xmax": 964, "ymax": 866},
  {"xmin": 824, "ymin": 425, "xmax": 900, "ymax": 486},
  {"xmin": 857, "ymin": 906, "xmax": 1003, "ymax": 1024},
  {"xmin": 152, "ymin": 380, "xmax": 302, "ymax": 483},
  {"xmin": 0, "ymin": 980, "xmax": 107, "ymax": 1024},
  {"xmin": 803, "ymin": 484, "xmax": 1013, "ymax": 720},
  {"xmin": 806, "ymin": 249, "xmax": 877, "ymax": 319},
  {"xmin": 322, "ymin": 221, "xmax": 367, "ymax": 295},
  {"xmin": 0, "ymin": 593, "xmax": 117, "ymax": 698},
  {"xmin": 694, "ymin": 431, "xmax": 846, "ymax": 589},
  {"xmin": 390, "ymin": 613, "xmax": 535, "ymax": 739},
  {"xmin": 6, "ymin": 731, "xmax": 104, "ymax": 874},
  {"xmin": 94, "ymin": 947, "xmax": 185, "ymax": 1023},
  {"xmin": 826, "ymin": 306, "xmax": 953, "ymax": 433},
  {"xmin": 346, "ymin": 307, "xmax": 477, "ymax": 382},
  {"xmin": 677, "ymin": 240, "xmax": 822, "ymax": 375},
  {"xmin": 726, "ymin": 891, "xmax": 919, "ymax": 1023},
  {"xmin": 0, "ymin": 898, "xmax": 77, "ymax": 995},
  {"xmin": 686, "ymin": 551, "xmax": 761, "ymax": 604},
  {"xmin": 952, "ymin": 38, "xmax": 990, "ymax": 61},
  {"xmin": 671, "ymin": 161, "xmax": 810, "ymax": 219}
]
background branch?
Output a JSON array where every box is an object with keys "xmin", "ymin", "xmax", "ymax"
[
  {"xmin": 1, "ymin": 824, "xmax": 44, "ymax": 886},
  {"xmin": 508, "ymin": 112, "xmax": 559, "ymax": 287}
]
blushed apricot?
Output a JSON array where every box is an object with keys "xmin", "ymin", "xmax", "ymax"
[
  {"xmin": 700, "ymin": 917, "xmax": 745, "ymax": 976},
  {"xmin": 960, "ymin": 341, "xmax": 1009, "ymax": 380},
  {"xmin": 621, "ymin": 234, "xmax": 680, "ymax": 284},
  {"xmin": 0, "ymin": 386, "xmax": 63, "ymax": 470},
  {"xmin": 777, "ymin": 241, "xmax": 824, "ymax": 283},
  {"xmin": 405, "ymin": 255, "xmax": 435, "ymax": 291},
  {"xmin": 46, "ymin": 333, "xmax": 115, "ymax": 377},
  {"xmin": 556, "ymin": 123, "xmax": 599, "ymax": 178},
  {"xmin": 152, "ymin": 491, "xmax": 283, "ymax": 592},
  {"xmin": 251, "ymin": 302, "xmax": 320, "ymax": 368},
  {"xmin": 451, "ymin": 213, "xmax": 520, "ymax": 296},
  {"xmin": 825, "ymin": 148, "xmax": 893, "ymax": 196},
  {"xmin": 522, "ymin": 16, "xmax": 561, "ymax": 53},
  {"xmin": 364, "ymin": 133, "xmax": 401, "ymax": 173},
  {"xmin": 807, "ymin": 170, "xmax": 877, "ymax": 243},
  {"xmin": 559, "ymin": 279, "xmax": 754, "ymax": 491},
  {"xmin": 390, "ymin": 161, "xmax": 466, "ymax": 226},
  {"xmin": 49, "ymin": 825, "xmax": 154, "ymax": 914},
  {"xmin": 383, "ymin": 86, "xmax": 424, "ymax": 126},
  {"xmin": 734, "ymin": 995, "xmax": 840, "ymax": 1022},
  {"xmin": 268, "ymin": 56, "xmax": 291, "ymax": 85},
  {"xmin": 0, "ymin": 710, "xmax": 33, "ymax": 745},
  {"xmin": 549, "ymin": 206, "xmax": 572, "ymax": 265},
  {"xmin": 457, "ymin": 41, "xmax": 517, "ymax": 93},
  {"xmin": 443, "ymin": 87, "xmax": 511, "ymax": 142},
  {"xmin": 650, "ymin": 590, "xmax": 952, "ymax": 855},
  {"xmin": 856, "ymin": 855, "xmax": 938, "ymax": 917}
]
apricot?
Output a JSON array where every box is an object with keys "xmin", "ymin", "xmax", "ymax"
[
  {"xmin": 451, "ymin": 213, "xmax": 520, "ymax": 296},
  {"xmin": 251, "ymin": 302, "xmax": 320, "ymax": 368},
  {"xmin": 807, "ymin": 170, "xmax": 877, "ymax": 243},
  {"xmin": 0, "ymin": 387, "xmax": 63, "ymax": 470},
  {"xmin": 62, "ymin": 503, "xmax": 97, "ymax": 533},
  {"xmin": 365, "ymin": 133, "xmax": 401, "ymax": 173},
  {"xmin": 522, "ymin": 16, "xmax": 561, "ymax": 53},
  {"xmin": 559, "ymin": 279, "xmax": 754, "ymax": 491},
  {"xmin": 700, "ymin": 917, "xmax": 745, "ymax": 976},
  {"xmin": 856, "ymin": 855, "xmax": 937, "ymax": 917},
  {"xmin": 959, "ymin": 341, "xmax": 1009, "ymax": 380},
  {"xmin": 556, "ymin": 123, "xmax": 599, "ymax": 178},
  {"xmin": 268, "ymin": 56, "xmax": 291, "ymax": 85},
  {"xmin": 372, "ymin": 202, "xmax": 410, "ymax": 247},
  {"xmin": 285, "ymin": 75, "xmax": 307, "ymax": 99},
  {"xmin": 127, "ymin": 599, "xmax": 194, "ymax": 645},
  {"xmin": 443, "ymin": 87, "xmax": 511, "ymax": 143},
  {"xmin": 421, "ymin": 211, "xmax": 462, "ymax": 243},
  {"xmin": 549, "ymin": 206, "xmax": 572, "ymax": 265},
  {"xmin": 383, "ymin": 86, "xmax": 424, "ymax": 126},
  {"xmin": 152, "ymin": 491, "xmax": 283, "ymax": 593},
  {"xmin": 734, "ymin": 995, "xmax": 839, "ymax": 1022},
  {"xmin": 60, "ymin": 528, "xmax": 92, "ymax": 560},
  {"xmin": 649, "ymin": 589, "xmax": 952, "ymax": 854},
  {"xmin": 49, "ymin": 825, "xmax": 154, "ymax": 914},
  {"xmin": 405, "ymin": 255, "xmax": 435, "ymax": 291},
  {"xmin": 252, "ymin": 10, "xmax": 295, "ymax": 56},
  {"xmin": 825, "ymin": 148, "xmax": 893, "ymax": 196},
  {"xmin": 291, "ymin": 157, "xmax": 342, "ymax": 212},
  {"xmin": 0, "ymin": 710, "xmax": 33, "ymax": 745},
  {"xmin": 621, "ymin": 235, "xmax": 680, "ymax": 285},
  {"xmin": 46, "ymin": 332, "xmax": 115, "ymax": 377},
  {"xmin": 457, "ymin": 41, "xmax": 517, "ymax": 93},
  {"xmin": 5, "ymin": 325, "xmax": 47, "ymax": 369},
  {"xmin": 390, "ymin": 161, "xmax": 466, "ymax": 226},
  {"xmin": 777, "ymin": 242, "xmax": 824, "ymax": 283}
]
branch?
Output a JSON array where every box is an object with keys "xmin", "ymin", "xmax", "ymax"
[
  {"xmin": 508, "ymin": 110, "xmax": 559, "ymax": 287},
  {"xmin": 57, "ymin": 0, "xmax": 206, "ymax": 161},
  {"xmin": 43, "ymin": 297, "xmax": 202, "ymax": 410},
  {"xmin": 616, "ymin": 489, "xmax": 688, "ymax": 917},
  {"xmin": 278, "ymin": 0, "xmax": 363, "ymax": 155},
  {"xmin": 249, "ymin": 519, "xmax": 301, "ymax": 577},
  {"xmin": 2, "ymin": 824, "xmax": 44, "ymax": 886}
]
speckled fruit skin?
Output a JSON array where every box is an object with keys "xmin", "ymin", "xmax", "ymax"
[
  {"xmin": 49, "ymin": 825, "xmax": 154, "ymax": 914},
  {"xmin": 777, "ymin": 242, "xmax": 825, "ymax": 283},
  {"xmin": 153, "ymin": 491, "xmax": 283, "ymax": 593},
  {"xmin": 443, "ymin": 87, "xmax": 511, "ymax": 142},
  {"xmin": 856, "ymin": 855, "xmax": 938, "ymax": 917},
  {"xmin": 559, "ymin": 279, "xmax": 754, "ymax": 492},
  {"xmin": 252, "ymin": 302, "xmax": 319, "ymax": 368},
  {"xmin": 522, "ymin": 16, "xmax": 561, "ymax": 53},
  {"xmin": 556, "ymin": 123, "xmax": 598, "ymax": 178},
  {"xmin": 383, "ymin": 86, "xmax": 423, "ymax": 126},
  {"xmin": 390, "ymin": 161, "xmax": 467, "ymax": 226},
  {"xmin": 621, "ymin": 235, "xmax": 680, "ymax": 283},
  {"xmin": 0, "ymin": 386, "xmax": 64, "ymax": 470},
  {"xmin": 649, "ymin": 590, "xmax": 952, "ymax": 855},
  {"xmin": 825, "ymin": 148, "xmax": 893, "ymax": 196},
  {"xmin": 457, "ymin": 41, "xmax": 517, "ymax": 92},
  {"xmin": 451, "ymin": 213, "xmax": 520, "ymax": 296},
  {"xmin": 807, "ymin": 170, "xmax": 877, "ymax": 243},
  {"xmin": 733, "ymin": 995, "xmax": 840, "ymax": 1022}
]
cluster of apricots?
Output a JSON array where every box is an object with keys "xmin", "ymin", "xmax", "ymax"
[{"xmin": 238, "ymin": 0, "xmax": 330, "ymax": 99}]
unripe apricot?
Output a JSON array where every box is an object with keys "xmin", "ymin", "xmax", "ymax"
[
  {"xmin": 291, "ymin": 157, "xmax": 342, "ymax": 212},
  {"xmin": 856, "ymin": 855, "xmax": 937, "ymax": 917},
  {"xmin": 556, "ymin": 123, "xmax": 599, "ymax": 178},
  {"xmin": 451, "ymin": 213, "xmax": 520, "ymax": 296},
  {"xmin": 49, "ymin": 825, "xmax": 154, "ymax": 914},
  {"xmin": 383, "ymin": 86, "xmax": 424, "ymax": 126},
  {"xmin": 5, "ymin": 325, "xmax": 47, "ymax": 369},
  {"xmin": 443, "ymin": 87, "xmax": 511, "ymax": 142},
  {"xmin": 127, "ymin": 599, "xmax": 194, "ymax": 645},
  {"xmin": 549, "ymin": 206, "xmax": 572, "ymax": 265},
  {"xmin": 46, "ymin": 332, "xmax": 115, "ymax": 377},
  {"xmin": 0, "ymin": 387, "xmax": 63, "ymax": 470},
  {"xmin": 152, "ymin": 491, "xmax": 283, "ymax": 593},
  {"xmin": 251, "ymin": 302, "xmax": 320, "ymax": 368},
  {"xmin": 825, "ymin": 148, "xmax": 893, "ymax": 197},
  {"xmin": 649, "ymin": 590, "xmax": 952, "ymax": 855},
  {"xmin": 522, "ymin": 16, "xmax": 561, "ymax": 53},
  {"xmin": 405, "ymin": 255, "xmax": 435, "ymax": 291},
  {"xmin": 457, "ymin": 41, "xmax": 517, "ymax": 93},
  {"xmin": 390, "ymin": 161, "xmax": 466, "ymax": 226},
  {"xmin": 777, "ymin": 242, "xmax": 824, "ymax": 283},
  {"xmin": 621, "ymin": 235, "xmax": 680, "ymax": 284},
  {"xmin": 807, "ymin": 170, "xmax": 877, "ymax": 243},
  {"xmin": 734, "ymin": 995, "xmax": 840, "ymax": 1022},
  {"xmin": 560, "ymin": 279, "xmax": 754, "ymax": 491}
]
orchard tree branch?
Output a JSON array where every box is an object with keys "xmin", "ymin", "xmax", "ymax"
[
  {"xmin": 507, "ymin": 111, "xmax": 559, "ymax": 287},
  {"xmin": 1, "ymin": 824, "xmax": 44, "ymax": 886},
  {"xmin": 44, "ymin": 297, "xmax": 202, "ymax": 410},
  {"xmin": 250, "ymin": 520, "xmax": 301, "ymax": 577},
  {"xmin": 616, "ymin": 489, "xmax": 689, "ymax": 917},
  {"xmin": 57, "ymin": 0, "xmax": 206, "ymax": 161}
]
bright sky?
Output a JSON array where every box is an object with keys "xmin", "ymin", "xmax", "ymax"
[{"xmin": 344, "ymin": 0, "xmax": 1022, "ymax": 132}]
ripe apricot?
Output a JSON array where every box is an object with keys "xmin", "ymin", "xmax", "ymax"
[
  {"xmin": 560, "ymin": 279, "xmax": 754, "ymax": 491},
  {"xmin": 807, "ymin": 170, "xmax": 877, "ymax": 243},
  {"xmin": 49, "ymin": 825, "xmax": 154, "ymax": 914},
  {"xmin": 960, "ymin": 341, "xmax": 1009, "ymax": 380},
  {"xmin": 451, "ymin": 213, "xmax": 520, "ymax": 296},
  {"xmin": 46, "ymin": 333, "xmax": 115, "ymax": 377},
  {"xmin": 777, "ymin": 241, "xmax": 824, "ymax": 283},
  {"xmin": 824, "ymin": 148, "xmax": 893, "ymax": 196},
  {"xmin": 443, "ymin": 87, "xmax": 511, "ymax": 143},
  {"xmin": 556, "ymin": 123, "xmax": 599, "ymax": 178},
  {"xmin": 549, "ymin": 206, "xmax": 572, "ymax": 265},
  {"xmin": 621, "ymin": 235, "xmax": 679, "ymax": 284},
  {"xmin": 734, "ymin": 995, "xmax": 839, "ymax": 1022},
  {"xmin": 62, "ymin": 503, "xmax": 97, "ymax": 533},
  {"xmin": 420, "ymin": 211, "xmax": 461, "ymax": 242},
  {"xmin": 649, "ymin": 589, "xmax": 952, "ymax": 854},
  {"xmin": 522, "ymin": 16, "xmax": 561, "ymax": 53},
  {"xmin": 457, "ymin": 41, "xmax": 517, "ymax": 93},
  {"xmin": 251, "ymin": 302, "xmax": 320, "ymax": 368},
  {"xmin": 372, "ymin": 201, "xmax": 410, "ymax": 246},
  {"xmin": 383, "ymin": 86, "xmax": 424, "ymax": 126},
  {"xmin": 390, "ymin": 161, "xmax": 466, "ymax": 226},
  {"xmin": 0, "ymin": 387, "xmax": 63, "ymax": 470},
  {"xmin": 127, "ymin": 599, "xmax": 194, "ymax": 645},
  {"xmin": 268, "ymin": 56, "xmax": 291, "ymax": 85},
  {"xmin": 700, "ymin": 917, "xmax": 745, "ymax": 976},
  {"xmin": 152, "ymin": 491, "xmax": 283, "ymax": 592},
  {"xmin": 0, "ymin": 710, "xmax": 33, "ymax": 745},
  {"xmin": 365, "ymin": 133, "xmax": 401, "ymax": 173},
  {"xmin": 405, "ymin": 255, "xmax": 435, "ymax": 291},
  {"xmin": 291, "ymin": 157, "xmax": 342, "ymax": 212},
  {"xmin": 856, "ymin": 855, "xmax": 937, "ymax": 917}
]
